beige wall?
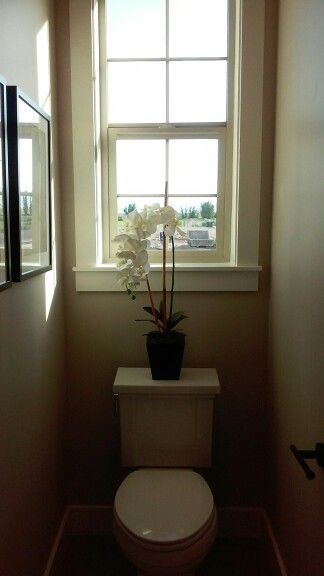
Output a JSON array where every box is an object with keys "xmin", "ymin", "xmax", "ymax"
[
  {"xmin": 0, "ymin": 1, "xmax": 66, "ymax": 574},
  {"xmin": 268, "ymin": 1, "xmax": 324, "ymax": 575},
  {"xmin": 8, "ymin": 0, "xmax": 324, "ymax": 574},
  {"xmin": 55, "ymin": 0, "xmax": 277, "ymax": 507}
]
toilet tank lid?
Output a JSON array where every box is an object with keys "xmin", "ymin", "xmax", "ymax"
[
  {"xmin": 114, "ymin": 469, "xmax": 215, "ymax": 543},
  {"xmin": 113, "ymin": 367, "xmax": 220, "ymax": 395}
]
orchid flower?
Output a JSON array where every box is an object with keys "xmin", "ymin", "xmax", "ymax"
[
  {"xmin": 114, "ymin": 202, "xmax": 187, "ymax": 333},
  {"xmin": 114, "ymin": 204, "xmax": 183, "ymax": 290}
]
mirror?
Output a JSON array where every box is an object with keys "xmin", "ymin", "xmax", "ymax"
[
  {"xmin": 0, "ymin": 76, "xmax": 11, "ymax": 290},
  {"xmin": 7, "ymin": 87, "xmax": 51, "ymax": 281}
]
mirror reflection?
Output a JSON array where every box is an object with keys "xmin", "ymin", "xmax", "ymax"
[
  {"xmin": 18, "ymin": 97, "xmax": 50, "ymax": 274},
  {"xmin": 0, "ymin": 85, "xmax": 8, "ymax": 285}
]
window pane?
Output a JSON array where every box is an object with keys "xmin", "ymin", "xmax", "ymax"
[
  {"xmin": 116, "ymin": 140, "xmax": 165, "ymax": 196},
  {"xmin": 169, "ymin": 139, "xmax": 218, "ymax": 196},
  {"xmin": 169, "ymin": 0, "xmax": 228, "ymax": 57},
  {"xmin": 117, "ymin": 196, "xmax": 217, "ymax": 250},
  {"xmin": 118, "ymin": 196, "xmax": 165, "ymax": 216},
  {"xmin": 168, "ymin": 196, "xmax": 217, "ymax": 250},
  {"xmin": 108, "ymin": 62, "xmax": 166, "ymax": 123},
  {"xmin": 118, "ymin": 196, "xmax": 217, "ymax": 250},
  {"xmin": 107, "ymin": 0, "xmax": 165, "ymax": 58},
  {"xmin": 117, "ymin": 196, "xmax": 165, "ymax": 244},
  {"xmin": 169, "ymin": 61, "xmax": 227, "ymax": 122},
  {"xmin": 19, "ymin": 138, "xmax": 33, "ymax": 194}
]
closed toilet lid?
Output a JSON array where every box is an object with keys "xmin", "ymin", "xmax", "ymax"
[{"xmin": 114, "ymin": 469, "xmax": 214, "ymax": 543}]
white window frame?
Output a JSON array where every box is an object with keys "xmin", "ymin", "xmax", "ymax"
[{"xmin": 69, "ymin": 0, "xmax": 264, "ymax": 291}]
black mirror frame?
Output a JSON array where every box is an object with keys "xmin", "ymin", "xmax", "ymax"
[
  {"xmin": 6, "ymin": 86, "xmax": 52, "ymax": 281},
  {"xmin": 0, "ymin": 75, "xmax": 11, "ymax": 291}
]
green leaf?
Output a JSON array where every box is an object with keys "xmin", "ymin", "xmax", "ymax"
[
  {"xmin": 143, "ymin": 331, "xmax": 160, "ymax": 336},
  {"xmin": 167, "ymin": 312, "xmax": 188, "ymax": 331},
  {"xmin": 143, "ymin": 305, "xmax": 164, "ymax": 322},
  {"xmin": 169, "ymin": 311, "xmax": 187, "ymax": 322},
  {"xmin": 136, "ymin": 318, "xmax": 163, "ymax": 329},
  {"xmin": 135, "ymin": 319, "xmax": 159, "ymax": 324},
  {"xmin": 143, "ymin": 306, "xmax": 159, "ymax": 317}
]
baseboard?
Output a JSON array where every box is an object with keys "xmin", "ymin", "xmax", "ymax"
[
  {"xmin": 262, "ymin": 510, "xmax": 288, "ymax": 576},
  {"xmin": 44, "ymin": 505, "xmax": 288, "ymax": 576},
  {"xmin": 43, "ymin": 508, "xmax": 70, "ymax": 576}
]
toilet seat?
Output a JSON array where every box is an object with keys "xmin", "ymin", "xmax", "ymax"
[{"xmin": 114, "ymin": 468, "xmax": 215, "ymax": 544}]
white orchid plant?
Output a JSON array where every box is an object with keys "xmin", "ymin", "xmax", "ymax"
[{"xmin": 114, "ymin": 199, "xmax": 187, "ymax": 335}]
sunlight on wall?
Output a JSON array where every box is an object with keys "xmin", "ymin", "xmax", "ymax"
[
  {"xmin": 37, "ymin": 20, "xmax": 56, "ymax": 321},
  {"xmin": 37, "ymin": 21, "xmax": 51, "ymax": 112},
  {"xmin": 45, "ymin": 173, "xmax": 57, "ymax": 321}
]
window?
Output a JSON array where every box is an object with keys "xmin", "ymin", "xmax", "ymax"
[
  {"xmin": 105, "ymin": 0, "xmax": 231, "ymax": 262},
  {"xmin": 69, "ymin": 0, "xmax": 264, "ymax": 291}
]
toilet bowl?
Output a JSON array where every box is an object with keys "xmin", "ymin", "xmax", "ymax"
[
  {"xmin": 113, "ymin": 468, "xmax": 218, "ymax": 576},
  {"xmin": 113, "ymin": 368, "xmax": 221, "ymax": 575}
]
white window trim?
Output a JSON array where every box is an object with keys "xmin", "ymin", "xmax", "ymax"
[{"xmin": 69, "ymin": 0, "xmax": 264, "ymax": 292}]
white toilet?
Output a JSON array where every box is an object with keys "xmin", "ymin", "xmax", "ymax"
[{"xmin": 113, "ymin": 367, "xmax": 220, "ymax": 576}]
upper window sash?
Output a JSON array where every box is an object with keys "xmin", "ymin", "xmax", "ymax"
[
  {"xmin": 106, "ymin": 0, "xmax": 229, "ymax": 126},
  {"xmin": 106, "ymin": 0, "xmax": 228, "ymax": 60}
]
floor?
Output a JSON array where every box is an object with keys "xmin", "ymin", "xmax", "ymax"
[{"xmin": 52, "ymin": 535, "xmax": 273, "ymax": 575}]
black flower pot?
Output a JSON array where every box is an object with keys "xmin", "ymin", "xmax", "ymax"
[{"xmin": 146, "ymin": 332, "xmax": 185, "ymax": 380}]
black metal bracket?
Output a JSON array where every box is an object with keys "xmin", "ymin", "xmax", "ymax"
[{"xmin": 290, "ymin": 443, "xmax": 324, "ymax": 480}]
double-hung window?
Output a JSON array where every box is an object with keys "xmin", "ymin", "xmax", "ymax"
[
  {"xmin": 70, "ymin": 0, "xmax": 265, "ymax": 291},
  {"xmin": 105, "ymin": 0, "xmax": 232, "ymax": 262}
]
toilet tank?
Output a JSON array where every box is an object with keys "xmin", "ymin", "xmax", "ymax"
[{"xmin": 113, "ymin": 367, "xmax": 220, "ymax": 468}]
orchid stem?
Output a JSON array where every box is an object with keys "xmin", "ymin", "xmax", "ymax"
[
  {"xmin": 162, "ymin": 181, "xmax": 168, "ymax": 333},
  {"xmin": 146, "ymin": 277, "xmax": 161, "ymax": 331},
  {"xmin": 169, "ymin": 236, "xmax": 175, "ymax": 323},
  {"xmin": 162, "ymin": 233, "xmax": 167, "ymax": 333}
]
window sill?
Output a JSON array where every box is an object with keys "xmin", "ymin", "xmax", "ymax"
[{"xmin": 73, "ymin": 264, "xmax": 261, "ymax": 292}]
